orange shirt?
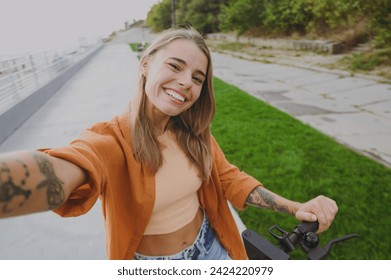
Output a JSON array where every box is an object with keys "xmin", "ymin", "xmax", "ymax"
[{"xmin": 44, "ymin": 110, "xmax": 261, "ymax": 259}]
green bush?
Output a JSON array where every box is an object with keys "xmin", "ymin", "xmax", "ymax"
[
  {"xmin": 146, "ymin": 0, "xmax": 172, "ymax": 32},
  {"xmin": 345, "ymin": 48, "xmax": 391, "ymax": 72},
  {"xmin": 219, "ymin": 0, "xmax": 264, "ymax": 34}
]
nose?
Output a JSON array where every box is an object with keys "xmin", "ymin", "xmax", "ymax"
[{"xmin": 178, "ymin": 71, "xmax": 192, "ymax": 88}]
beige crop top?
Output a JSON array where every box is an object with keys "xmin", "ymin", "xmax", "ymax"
[{"xmin": 143, "ymin": 131, "xmax": 202, "ymax": 235}]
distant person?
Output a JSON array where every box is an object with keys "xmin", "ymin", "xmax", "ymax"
[{"xmin": 0, "ymin": 27, "xmax": 338, "ymax": 260}]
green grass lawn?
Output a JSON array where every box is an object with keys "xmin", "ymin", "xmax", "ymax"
[
  {"xmin": 211, "ymin": 77, "xmax": 391, "ymax": 260},
  {"xmin": 129, "ymin": 43, "xmax": 139, "ymax": 52}
]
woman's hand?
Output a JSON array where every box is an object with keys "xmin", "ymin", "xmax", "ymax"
[
  {"xmin": 295, "ymin": 195, "xmax": 338, "ymax": 233},
  {"xmin": 245, "ymin": 187, "xmax": 338, "ymax": 233}
]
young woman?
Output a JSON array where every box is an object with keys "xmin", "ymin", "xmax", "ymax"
[{"xmin": 0, "ymin": 27, "xmax": 338, "ymax": 260}]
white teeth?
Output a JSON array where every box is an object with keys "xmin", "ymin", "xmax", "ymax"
[{"xmin": 164, "ymin": 89, "xmax": 185, "ymax": 102}]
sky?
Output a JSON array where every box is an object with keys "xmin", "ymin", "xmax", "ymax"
[{"xmin": 0, "ymin": 0, "xmax": 161, "ymax": 54}]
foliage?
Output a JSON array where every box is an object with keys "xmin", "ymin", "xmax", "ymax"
[
  {"xmin": 212, "ymin": 77, "xmax": 391, "ymax": 260},
  {"xmin": 128, "ymin": 43, "xmax": 138, "ymax": 52},
  {"xmin": 146, "ymin": 0, "xmax": 225, "ymax": 34},
  {"xmin": 219, "ymin": 0, "xmax": 264, "ymax": 34},
  {"xmin": 358, "ymin": 0, "xmax": 391, "ymax": 47},
  {"xmin": 177, "ymin": 0, "xmax": 225, "ymax": 34},
  {"xmin": 262, "ymin": 0, "xmax": 314, "ymax": 35},
  {"xmin": 344, "ymin": 48, "xmax": 391, "ymax": 72},
  {"xmin": 146, "ymin": 0, "xmax": 172, "ymax": 32},
  {"xmin": 145, "ymin": 0, "xmax": 391, "ymax": 50},
  {"xmin": 307, "ymin": 0, "xmax": 361, "ymax": 30},
  {"xmin": 217, "ymin": 0, "xmax": 391, "ymax": 46}
]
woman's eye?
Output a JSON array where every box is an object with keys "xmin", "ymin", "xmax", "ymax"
[
  {"xmin": 193, "ymin": 76, "xmax": 203, "ymax": 84},
  {"xmin": 169, "ymin": 63, "xmax": 180, "ymax": 71}
]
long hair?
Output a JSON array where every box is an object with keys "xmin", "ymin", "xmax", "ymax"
[{"xmin": 130, "ymin": 27, "xmax": 215, "ymax": 180}]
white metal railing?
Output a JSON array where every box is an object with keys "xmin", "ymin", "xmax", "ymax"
[{"xmin": 0, "ymin": 44, "xmax": 101, "ymax": 114}]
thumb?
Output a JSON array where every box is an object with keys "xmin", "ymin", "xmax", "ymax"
[{"xmin": 295, "ymin": 210, "xmax": 317, "ymax": 222}]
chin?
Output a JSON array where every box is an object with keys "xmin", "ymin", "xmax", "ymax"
[{"xmin": 162, "ymin": 107, "xmax": 190, "ymax": 117}]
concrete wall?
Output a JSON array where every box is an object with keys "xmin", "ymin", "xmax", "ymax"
[
  {"xmin": 207, "ymin": 33, "xmax": 344, "ymax": 54},
  {"xmin": 0, "ymin": 45, "xmax": 103, "ymax": 143}
]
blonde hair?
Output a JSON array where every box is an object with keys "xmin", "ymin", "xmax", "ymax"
[{"xmin": 130, "ymin": 27, "xmax": 215, "ymax": 180}]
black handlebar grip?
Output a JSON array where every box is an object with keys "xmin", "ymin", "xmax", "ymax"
[
  {"xmin": 298, "ymin": 221, "xmax": 319, "ymax": 233},
  {"xmin": 288, "ymin": 221, "xmax": 319, "ymax": 245}
]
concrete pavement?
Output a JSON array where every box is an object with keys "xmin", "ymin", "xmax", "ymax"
[{"xmin": 212, "ymin": 52, "xmax": 391, "ymax": 168}]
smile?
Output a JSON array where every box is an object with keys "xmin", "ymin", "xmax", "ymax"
[{"xmin": 164, "ymin": 89, "xmax": 186, "ymax": 102}]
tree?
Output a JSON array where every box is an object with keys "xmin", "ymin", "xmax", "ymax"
[
  {"xmin": 262, "ymin": 0, "xmax": 313, "ymax": 35},
  {"xmin": 178, "ymin": 0, "xmax": 226, "ymax": 34},
  {"xmin": 358, "ymin": 0, "xmax": 391, "ymax": 47},
  {"xmin": 219, "ymin": 0, "xmax": 265, "ymax": 34},
  {"xmin": 146, "ymin": 0, "xmax": 172, "ymax": 32},
  {"xmin": 146, "ymin": 0, "xmax": 391, "ymax": 48}
]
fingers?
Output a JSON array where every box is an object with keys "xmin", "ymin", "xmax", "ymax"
[
  {"xmin": 316, "ymin": 195, "xmax": 338, "ymax": 233},
  {"xmin": 295, "ymin": 210, "xmax": 317, "ymax": 223},
  {"xmin": 295, "ymin": 195, "xmax": 338, "ymax": 233}
]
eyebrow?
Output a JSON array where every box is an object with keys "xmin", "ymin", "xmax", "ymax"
[{"xmin": 168, "ymin": 57, "xmax": 206, "ymax": 78}]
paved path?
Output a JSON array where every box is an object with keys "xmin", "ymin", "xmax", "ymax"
[{"xmin": 212, "ymin": 52, "xmax": 391, "ymax": 168}]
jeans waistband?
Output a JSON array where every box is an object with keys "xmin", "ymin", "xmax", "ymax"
[{"xmin": 134, "ymin": 208, "xmax": 215, "ymax": 260}]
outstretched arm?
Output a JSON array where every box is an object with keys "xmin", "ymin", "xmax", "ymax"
[
  {"xmin": 0, "ymin": 151, "xmax": 87, "ymax": 218},
  {"xmin": 245, "ymin": 186, "xmax": 338, "ymax": 233}
]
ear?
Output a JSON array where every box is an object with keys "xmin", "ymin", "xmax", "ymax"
[{"xmin": 141, "ymin": 58, "xmax": 148, "ymax": 76}]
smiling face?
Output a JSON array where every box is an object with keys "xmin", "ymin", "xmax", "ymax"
[{"xmin": 142, "ymin": 39, "xmax": 208, "ymax": 128}]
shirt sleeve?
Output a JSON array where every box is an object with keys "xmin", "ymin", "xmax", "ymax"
[
  {"xmin": 41, "ymin": 126, "xmax": 111, "ymax": 217},
  {"xmin": 210, "ymin": 135, "xmax": 262, "ymax": 210}
]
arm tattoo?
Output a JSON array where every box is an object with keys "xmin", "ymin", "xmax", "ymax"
[
  {"xmin": 246, "ymin": 187, "xmax": 290, "ymax": 214},
  {"xmin": 0, "ymin": 153, "xmax": 65, "ymax": 213},
  {"xmin": 0, "ymin": 160, "xmax": 31, "ymax": 213},
  {"xmin": 34, "ymin": 153, "xmax": 65, "ymax": 209}
]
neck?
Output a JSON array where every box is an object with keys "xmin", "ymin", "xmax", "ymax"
[
  {"xmin": 145, "ymin": 100, "xmax": 171, "ymax": 136},
  {"xmin": 147, "ymin": 111, "xmax": 170, "ymax": 136}
]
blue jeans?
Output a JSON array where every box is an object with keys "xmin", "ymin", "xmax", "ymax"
[{"xmin": 134, "ymin": 209, "xmax": 231, "ymax": 260}]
